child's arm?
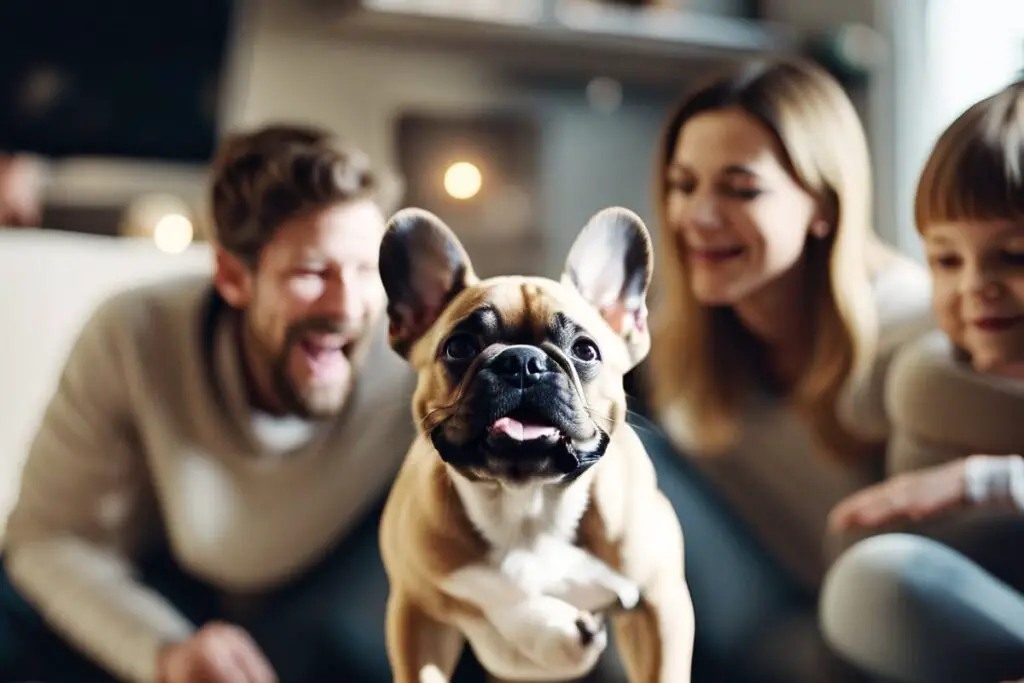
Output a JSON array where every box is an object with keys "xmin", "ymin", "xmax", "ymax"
[
  {"xmin": 828, "ymin": 458, "xmax": 968, "ymax": 532},
  {"xmin": 829, "ymin": 454, "xmax": 1024, "ymax": 532}
]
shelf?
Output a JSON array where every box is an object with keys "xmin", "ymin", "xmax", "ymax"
[{"xmin": 312, "ymin": 0, "xmax": 799, "ymax": 83}]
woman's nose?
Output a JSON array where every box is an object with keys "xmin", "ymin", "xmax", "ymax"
[{"xmin": 686, "ymin": 195, "xmax": 722, "ymax": 231}]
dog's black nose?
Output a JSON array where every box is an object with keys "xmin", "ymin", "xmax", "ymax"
[{"xmin": 491, "ymin": 346, "xmax": 551, "ymax": 388}]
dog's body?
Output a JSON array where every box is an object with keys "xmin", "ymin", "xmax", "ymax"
[{"xmin": 377, "ymin": 208, "xmax": 694, "ymax": 683}]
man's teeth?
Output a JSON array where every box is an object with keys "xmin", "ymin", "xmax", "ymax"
[{"xmin": 304, "ymin": 336, "xmax": 345, "ymax": 353}]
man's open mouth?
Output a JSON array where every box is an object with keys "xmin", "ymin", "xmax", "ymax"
[{"xmin": 296, "ymin": 334, "xmax": 356, "ymax": 379}]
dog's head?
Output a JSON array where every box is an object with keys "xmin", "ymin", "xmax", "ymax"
[{"xmin": 379, "ymin": 207, "xmax": 652, "ymax": 485}]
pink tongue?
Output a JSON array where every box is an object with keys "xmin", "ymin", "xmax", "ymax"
[{"xmin": 490, "ymin": 416, "xmax": 558, "ymax": 441}]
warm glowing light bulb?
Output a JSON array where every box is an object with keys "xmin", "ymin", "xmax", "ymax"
[
  {"xmin": 443, "ymin": 161, "xmax": 482, "ymax": 200},
  {"xmin": 152, "ymin": 213, "xmax": 194, "ymax": 254}
]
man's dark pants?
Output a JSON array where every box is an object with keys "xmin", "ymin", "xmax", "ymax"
[{"xmin": 0, "ymin": 499, "xmax": 489, "ymax": 683}]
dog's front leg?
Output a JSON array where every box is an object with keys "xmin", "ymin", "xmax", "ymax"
[
  {"xmin": 442, "ymin": 564, "xmax": 607, "ymax": 680},
  {"xmin": 614, "ymin": 571, "xmax": 694, "ymax": 683},
  {"xmin": 387, "ymin": 589, "xmax": 465, "ymax": 683},
  {"xmin": 613, "ymin": 496, "xmax": 695, "ymax": 683}
]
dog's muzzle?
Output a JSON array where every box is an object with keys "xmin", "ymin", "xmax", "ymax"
[{"xmin": 431, "ymin": 344, "xmax": 606, "ymax": 481}]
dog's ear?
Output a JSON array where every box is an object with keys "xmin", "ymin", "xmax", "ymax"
[
  {"xmin": 562, "ymin": 207, "xmax": 653, "ymax": 367},
  {"xmin": 379, "ymin": 208, "xmax": 477, "ymax": 357}
]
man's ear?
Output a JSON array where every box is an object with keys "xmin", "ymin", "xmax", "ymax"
[
  {"xmin": 561, "ymin": 207, "xmax": 653, "ymax": 368},
  {"xmin": 379, "ymin": 208, "xmax": 477, "ymax": 357},
  {"xmin": 213, "ymin": 245, "xmax": 253, "ymax": 310}
]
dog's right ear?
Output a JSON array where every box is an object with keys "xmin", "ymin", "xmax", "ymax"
[{"xmin": 379, "ymin": 208, "xmax": 477, "ymax": 358}]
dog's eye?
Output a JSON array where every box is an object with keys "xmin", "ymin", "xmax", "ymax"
[
  {"xmin": 571, "ymin": 338, "xmax": 601, "ymax": 363},
  {"xmin": 443, "ymin": 334, "xmax": 480, "ymax": 361}
]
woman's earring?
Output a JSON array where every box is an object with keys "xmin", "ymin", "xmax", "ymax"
[{"xmin": 811, "ymin": 220, "xmax": 831, "ymax": 239}]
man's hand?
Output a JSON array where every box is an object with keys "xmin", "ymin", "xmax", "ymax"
[
  {"xmin": 828, "ymin": 460, "xmax": 967, "ymax": 532},
  {"xmin": 158, "ymin": 622, "xmax": 277, "ymax": 683},
  {"xmin": 0, "ymin": 154, "xmax": 43, "ymax": 228}
]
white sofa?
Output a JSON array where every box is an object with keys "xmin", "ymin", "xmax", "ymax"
[{"xmin": 0, "ymin": 228, "xmax": 213, "ymax": 540}]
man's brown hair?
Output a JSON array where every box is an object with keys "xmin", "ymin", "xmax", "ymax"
[{"xmin": 210, "ymin": 123, "xmax": 379, "ymax": 264}]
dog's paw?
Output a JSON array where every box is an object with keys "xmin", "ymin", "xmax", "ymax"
[
  {"xmin": 498, "ymin": 596, "xmax": 607, "ymax": 676},
  {"xmin": 609, "ymin": 579, "xmax": 642, "ymax": 612},
  {"xmin": 555, "ymin": 573, "xmax": 642, "ymax": 614},
  {"xmin": 574, "ymin": 609, "xmax": 603, "ymax": 645}
]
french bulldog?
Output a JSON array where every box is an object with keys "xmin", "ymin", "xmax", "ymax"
[{"xmin": 377, "ymin": 206, "xmax": 694, "ymax": 683}]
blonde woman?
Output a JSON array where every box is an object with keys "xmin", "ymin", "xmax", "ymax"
[
  {"xmin": 821, "ymin": 80, "xmax": 1024, "ymax": 683},
  {"xmin": 633, "ymin": 58, "xmax": 933, "ymax": 682}
]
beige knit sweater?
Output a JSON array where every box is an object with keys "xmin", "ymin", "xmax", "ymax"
[
  {"xmin": 2, "ymin": 276, "xmax": 417, "ymax": 683},
  {"xmin": 885, "ymin": 328, "xmax": 1024, "ymax": 510},
  {"xmin": 658, "ymin": 260, "xmax": 935, "ymax": 587}
]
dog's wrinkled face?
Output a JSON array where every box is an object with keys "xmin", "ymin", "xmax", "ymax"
[
  {"xmin": 411, "ymin": 280, "xmax": 626, "ymax": 483},
  {"xmin": 379, "ymin": 207, "xmax": 653, "ymax": 485}
]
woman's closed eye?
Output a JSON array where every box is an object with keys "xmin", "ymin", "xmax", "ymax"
[
  {"xmin": 665, "ymin": 178, "xmax": 764, "ymax": 200},
  {"xmin": 665, "ymin": 175, "xmax": 696, "ymax": 194},
  {"xmin": 721, "ymin": 185, "xmax": 764, "ymax": 200}
]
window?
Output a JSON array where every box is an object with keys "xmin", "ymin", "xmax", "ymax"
[
  {"xmin": 881, "ymin": 0, "xmax": 1024, "ymax": 258},
  {"xmin": 925, "ymin": 0, "xmax": 1024, "ymax": 140}
]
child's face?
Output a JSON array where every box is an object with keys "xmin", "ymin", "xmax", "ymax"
[{"xmin": 924, "ymin": 220, "xmax": 1024, "ymax": 371}]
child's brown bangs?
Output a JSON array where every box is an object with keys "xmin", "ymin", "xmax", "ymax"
[{"xmin": 915, "ymin": 83, "xmax": 1024, "ymax": 230}]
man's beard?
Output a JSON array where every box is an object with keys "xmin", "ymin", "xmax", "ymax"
[{"xmin": 250, "ymin": 316, "xmax": 362, "ymax": 419}]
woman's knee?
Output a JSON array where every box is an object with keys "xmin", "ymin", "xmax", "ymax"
[
  {"xmin": 819, "ymin": 533, "xmax": 992, "ymax": 682},
  {"xmin": 820, "ymin": 534, "xmax": 923, "ymax": 645}
]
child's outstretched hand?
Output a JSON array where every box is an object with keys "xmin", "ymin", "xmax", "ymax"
[{"xmin": 828, "ymin": 460, "xmax": 967, "ymax": 532}]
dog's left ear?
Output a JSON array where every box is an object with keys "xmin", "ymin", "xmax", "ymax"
[
  {"xmin": 379, "ymin": 208, "xmax": 478, "ymax": 358},
  {"xmin": 562, "ymin": 207, "xmax": 653, "ymax": 367}
]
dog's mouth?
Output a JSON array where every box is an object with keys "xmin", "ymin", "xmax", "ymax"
[
  {"xmin": 486, "ymin": 407, "xmax": 563, "ymax": 447},
  {"xmin": 441, "ymin": 405, "xmax": 601, "ymax": 484},
  {"xmin": 481, "ymin": 406, "xmax": 572, "ymax": 474},
  {"xmin": 429, "ymin": 369, "xmax": 610, "ymax": 484}
]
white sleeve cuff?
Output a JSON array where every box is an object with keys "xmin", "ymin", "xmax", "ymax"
[{"xmin": 963, "ymin": 454, "xmax": 1024, "ymax": 511}]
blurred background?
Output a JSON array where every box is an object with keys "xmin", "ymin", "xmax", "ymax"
[
  {"xmin": 2, "ymin": 0, "xmax": 1022, "ymax": 275},
  {"xmin": 0, "ymin": 0, "xmax": 1023, "ymax": 675}
]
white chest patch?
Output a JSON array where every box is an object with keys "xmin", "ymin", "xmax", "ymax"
[
  {"xmin": 451, "ymin": 474, "xmax": 591, "ymax": 595},
  {"xmin": 442, "ymin": 471, "xmax": 640, "ymax": 681}
]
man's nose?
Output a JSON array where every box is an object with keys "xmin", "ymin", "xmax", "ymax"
[{"xmin": 323, "ymin": 269, "xmax": 364, "ymax": 318}]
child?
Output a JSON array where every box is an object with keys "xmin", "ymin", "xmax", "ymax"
[{"xmin": 819, "ymin": 79, "xmax": 1024, "ymax": 683}]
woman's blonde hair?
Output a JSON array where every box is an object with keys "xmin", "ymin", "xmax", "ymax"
[
  {"xmin": 915, "ymin": 80, "xmax": 1024, "ymax": 232},
  {"xmin": 648, "ymin": 58, "xmax": 893, "ymax": 461}
]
